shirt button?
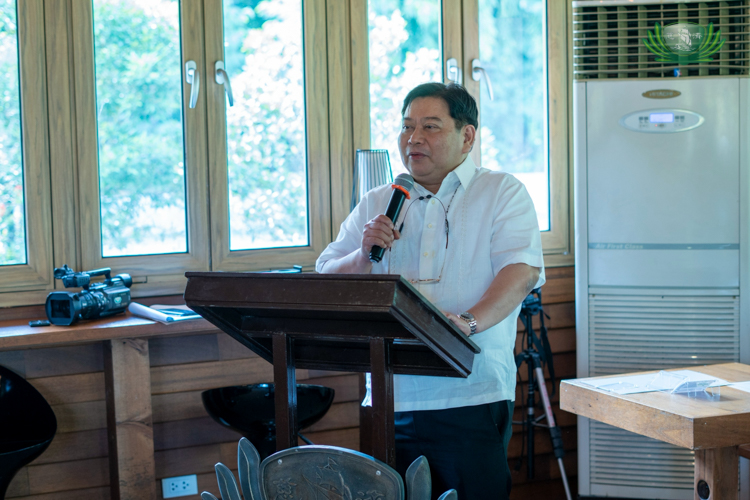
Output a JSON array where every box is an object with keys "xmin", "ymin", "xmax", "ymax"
[
  {"xmin": 423, "ymin": 252, "xmax": 429, "ymax": 257},
  {"xmin": 431, "ymin": 200, "xmax": 436, "ymax": 205},
  {"xmin": 427, "ymin": 223, "xmax": 433, "ymax": 228}
]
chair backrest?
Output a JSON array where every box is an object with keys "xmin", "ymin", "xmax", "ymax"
[
  {"xmin": 0, "ymin": 366, "xmax": 57, "ymax": 454},
  {"xmin": 260, "ymin": 445, "xmax": 404, "ymax": 500},
  {"xmin": 201, "ymin": 438, "xmax": 457, "ymax": 500}
]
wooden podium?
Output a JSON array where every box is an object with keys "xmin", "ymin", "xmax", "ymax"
[{"xmin": 183, "ymin": 272, "xmax": 480, "ymax": 466}]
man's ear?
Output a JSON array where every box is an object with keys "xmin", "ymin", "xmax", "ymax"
[{"xmin": 462, "ymin": 124, "xmax": 477, "ymax": 154}]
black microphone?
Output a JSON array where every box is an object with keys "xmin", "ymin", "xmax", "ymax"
[{"xmin": 370, "ymin": 173, "xmax": 414, "ymax": 263}]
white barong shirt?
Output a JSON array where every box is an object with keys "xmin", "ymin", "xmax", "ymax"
[{"xmin": 316, "ymin": 154, "xmax": 545, "ymax": 412}]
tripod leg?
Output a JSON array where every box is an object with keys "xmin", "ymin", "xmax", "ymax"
[
  {"xmin": 533, "ymin": 365, "xmax": 573, "ymax": 500},
  {"xmin": 527, "ymin": 355, "xmax": 535, "ymax": 479}
]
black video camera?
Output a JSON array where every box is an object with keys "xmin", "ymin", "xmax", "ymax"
[{"xmin": 45, "ymin": 265, "xmax": 133, "ymax": 326}]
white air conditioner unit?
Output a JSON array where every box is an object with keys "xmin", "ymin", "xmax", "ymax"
[{"xmin": 573, "ymin": 1, "xmax": 750, "ymax": 499}]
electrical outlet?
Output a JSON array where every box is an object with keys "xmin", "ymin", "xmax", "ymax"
[{"xmin": 161, "ymin": 474, "xmax": 198, "ymax": 498}]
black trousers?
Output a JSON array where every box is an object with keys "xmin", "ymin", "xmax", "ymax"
[{"xmin": 394, "ymin": 400, "xmax": 514, "ymax": 500}]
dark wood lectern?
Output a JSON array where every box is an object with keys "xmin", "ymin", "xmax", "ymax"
[{"xmin": 184, "ymin": 272, "xmax": 480, "ymax": 466}]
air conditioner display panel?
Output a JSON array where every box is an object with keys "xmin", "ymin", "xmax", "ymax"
[{"xmin": 620, "ymin": 109, "xmax": 704, "ymax": 133}]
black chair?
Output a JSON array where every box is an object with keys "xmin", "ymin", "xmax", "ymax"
[
  {"xmin": 0, "ymin": 366, "xmax": 57, "ymax": 499},
  {"xmin": 202, "ymin": 383, "xmax": 334, "ymax": 459}
]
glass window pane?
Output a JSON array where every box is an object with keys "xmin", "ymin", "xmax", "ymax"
[
  {"xmin": 93, "ymin": 0, "xmax": 188, "ymax": 257},
  {"xmin": 223, "ymin": 0, "xmax": 308, "ymax": 251},
  {"xmin": 479, "ymin": 0, "xmax": 549, "ymax": 231},
  {"xmin": 368, "ymin": 0, "xmax": 442, "ymax": 177},
  {"xmin": 0, "ymin": 0, "xmax": 26, "ymax": 266}
]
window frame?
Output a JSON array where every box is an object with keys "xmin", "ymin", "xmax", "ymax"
[
  {"xmin": 71, "ymin": 0, "xmax": 211, "ymax": 295},
  {"xmin": 463, "ymin": 0, "xmax": 572, "ymax": 265},
  {"xmin": 345, "ymin": 0, "xmax": 572, "ymax": 264},
  {"xmin": 203, "ymin": 0, "xmax": 332, "ymax": 272},
  {"xmin": 0, "ymin": 0, "xmax": 54, "ymax": 304},
  {"xmin": 341, "ymin": 0, "xmax": 462, "ymax": 230},
  {"xmin": 1, "ymin": 0, "xmax": 572, "ymax": 307}
]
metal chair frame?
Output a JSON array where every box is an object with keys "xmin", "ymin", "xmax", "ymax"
[{"xmin": 201, "ymin": 437, "xmax": 457, "ymax": 500}]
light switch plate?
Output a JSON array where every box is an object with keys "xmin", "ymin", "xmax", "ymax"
[{"xmin": 161, "ymin": 474, "xmax": 198, "ymax": 498}]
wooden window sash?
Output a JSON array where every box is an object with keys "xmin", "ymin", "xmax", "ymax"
[
  {"xmin": 71, "ymin": 0, "xmax": 211, "ymax": 296},
  {"xmin": 204, "ymin": 0, "xmax": 332, "ymax": 272},
  {"xmin": 463, "ymin": 0, "xmax": 572, "ymax": 264},
  {"xmin": 0, "ymin": 0, "xmax": 54, "ymax": 303}
]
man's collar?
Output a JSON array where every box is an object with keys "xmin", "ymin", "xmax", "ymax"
[
  {"xmin": 412, "ymin": 154, "xmax": 477, "ymax": 196},
  {"xmin": 452, "ymin": 154, "xmax": 477, "ymax": 190}
]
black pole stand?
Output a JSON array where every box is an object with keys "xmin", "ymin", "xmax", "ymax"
[{"xmin": 513, "ymin": 289, "xmax": 572, "ymax": 500}]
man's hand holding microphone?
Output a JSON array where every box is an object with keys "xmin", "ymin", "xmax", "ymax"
[{"xmin": 361, "ymin": 173, "xmax": 414, "ymax": 264}]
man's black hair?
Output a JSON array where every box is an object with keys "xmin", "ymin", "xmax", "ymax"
[{"xmin": 401, "ymin": 82, "xmax": 478, "ymax": 130}]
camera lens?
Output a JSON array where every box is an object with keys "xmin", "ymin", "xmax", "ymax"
[
  {"xmin": 45, "ymin": 291, "xmax": 84, "ymax": 326},
  {"xmin": 49, "ymin": 299, "xmax": 71, "ymax": 319}
]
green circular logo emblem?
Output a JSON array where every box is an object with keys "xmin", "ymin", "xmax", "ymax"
[
  {"xmin": 643, "ymin": 22, "xmax": 726, "ymax": 65},
  {"xmin": 663, "ymin": 23, "xmax": 706, "ymax": 55}
]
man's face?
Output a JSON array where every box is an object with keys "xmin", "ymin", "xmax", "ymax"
[{"xmin": 398, "ymin": 96, "xmax": 475, "ymax": 189}]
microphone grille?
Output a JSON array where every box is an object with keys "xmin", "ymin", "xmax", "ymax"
[{"xmin": 393, "ymin": 173, "xmax": 414, "ymax": 192}]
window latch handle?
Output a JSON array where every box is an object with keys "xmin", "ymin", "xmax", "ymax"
[
  {"xmin": 215, "ymin": 62, "xmax": 234, "ymax": 107},
  {"xmin": 446, "ymin": 58, "xmax": 462, "ymax": 85},
  {"xmin": 185, "ymin": 60, "xmax": 200, "ymax": 109},
  {"xmin": 471, "ymin": 59, "xmax": 494, "ymax": 101}
]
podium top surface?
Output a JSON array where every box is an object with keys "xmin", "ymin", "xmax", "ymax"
[
  {"xmin": 561, "ymin": 363, "xmax": 750, "ymax": 450},
  {"xmin": 184, "ymin": 272, "xmax": 479, "ymax": 377}
]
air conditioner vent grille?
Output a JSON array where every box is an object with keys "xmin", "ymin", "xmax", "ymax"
[
  {"xmin": 590, "ymin": 421, "xmax": 694, "ymax": 490},
  {"xmin": 572, "ymin": 1, "xmax": 750, "ymax": 80},
  {"xmin": 589, "ymin": 293, "xmax": 739, "ymax": 375},
  {"xmin": 587, "ymin": 292, "xmax": 738, "ymax": 491}
]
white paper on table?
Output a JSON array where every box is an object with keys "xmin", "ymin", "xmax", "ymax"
[
  {"xmin": 580, "ymin": 369, "xmax": 729, "ymax": 395},
  {"xmin": 729, "ymin": 381, "xmax": 750, "ymax": 393},
  {"xmin": 580, "ymin": 373, "xmax": 658, "ymax": 394},
  {"xmin": 128, "ymin": 302, "xmax": 201, "ymax": 325}
]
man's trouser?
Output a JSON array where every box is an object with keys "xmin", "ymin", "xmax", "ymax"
[{"xmin": 395, "ymin": 400, "xmax": 514, "ymax": 500}]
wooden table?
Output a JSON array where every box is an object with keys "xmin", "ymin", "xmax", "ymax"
[
  {"xmin": 0, "ymin": 312, "xmax": 220, "ymax": 500},
  {"xmin": 561, "ymin": 363, "xmax": 750, "ymax": 500}
]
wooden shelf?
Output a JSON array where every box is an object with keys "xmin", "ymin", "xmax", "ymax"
[{"xmin": 0, "ymin": 311, "xmax": 220, "ymax": 351}]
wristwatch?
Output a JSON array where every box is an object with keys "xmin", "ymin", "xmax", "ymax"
[{"xmin": 458, "ymin": 311, "xmax": 478, "ymax": 336}]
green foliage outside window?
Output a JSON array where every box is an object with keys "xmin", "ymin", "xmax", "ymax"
[
  {"xmin": 0, "ymin": 0, "xmax": 25, "ymax": 266},
  {"xmin": 479, "ymin": 0, "xmax": 546, "ymax": 176},
  {"xmin": 223, "ymin": 0, "xmax": 308, "ymax": 250},
  {"xmin": 94, "ymin": 0, "xmax": 187, "ymax": 256},
  {"xmin": 369, "ymin": 0, "xmax": 442, "ymax": 176},
  {"xmin": 479, "ymin": 0, "xmax": 549, "ymax": 230}
]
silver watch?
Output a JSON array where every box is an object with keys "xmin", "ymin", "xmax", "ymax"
[{"xmin": 458, "ymin": 311, "xmax": 477, "ymax": 336}]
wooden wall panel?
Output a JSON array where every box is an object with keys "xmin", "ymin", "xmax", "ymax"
[
  {"xmin": 31, "ymin": 429, "xmax": 108, "ymax": 465},
  {"xmin": 3, "ymin": 335, "xmax": 362, "ymax": 500},
  {"xmin": 53, "ymin": 400, "xmax": 106, "ymax": 433},
  {"xmin": 150, "ymin": 356, "xmax": 279, "ymax": 394},
  {"xmin": 4, "ymin": 265, "xmax": 576, "ymax": 500},
  {"xmin": 148, "ymin": 334, "xmax": 219, "ymax": 367},
  {"xmin": 152, "ymin": 391, "xmax": 207, "ymax": 423},
  {"xmin": 26, "ymin": 457, "xmax": 109, "ymax": 494},
  {"xmin": 24, "ymin": 343, "xmax": 103, "ymax": 378},
  {"xmin": 31, "ymin": 372, "xmax": 104, "ymax": 405},
  {"xmin": 12, "ymin": 487, "xmax": 110, "ymax": 500},
  {"xmin": 5, "ymin": 469, "xmax": 29, "ymax": 498},
  {"xmin": 153, "ymin": 417, "xmax": 239, "ymax": 451}
]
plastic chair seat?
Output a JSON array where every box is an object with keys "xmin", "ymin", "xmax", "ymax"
[
  {"xmin": 202, "ymin": 383, "xmax": 334, "ymax": 459},
  {"xmin": 0, "ymin": 441, "xmax": 43, "ymax": 454},
  {"xmin": 0, "ymin": 366, "xmax": 57, "ymax": 499}
]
